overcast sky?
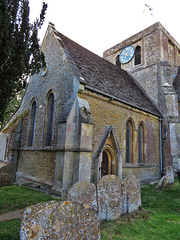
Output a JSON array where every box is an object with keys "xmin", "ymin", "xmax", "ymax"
[{"xmin": 29, "ymin": 0, "xmax": 180, "ymax": 56}]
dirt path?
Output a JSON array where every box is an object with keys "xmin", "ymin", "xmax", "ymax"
[{"xmin": 0, "ymin": 209, "xmax": 24, "ymax": 222}]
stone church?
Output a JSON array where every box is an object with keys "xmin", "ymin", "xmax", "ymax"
[{"xmin": 0, "ymin": 22, "xmax": 179, "ymax": 193}]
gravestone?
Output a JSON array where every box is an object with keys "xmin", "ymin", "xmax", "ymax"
[
  {"xmin": 156, "ymin": 165, "xmax": 174, "ymax": 189},
  {"xmin": 123, "ymin": 175, "xmax": 141, "ymax": 213},
  {"xmin": 97, "ymin": 175, "xmax": 122, "ymax": 220},
  {"xmin": 0, "ymin": 165, "xmax": 14, "ymax": 187},
  {"xmin": 67, "ymin": 181, "xmax": 98, "ymax": 210},
  {"xmin": 20, "ymin": 201, "xmax": 100, "ymax": 240}
]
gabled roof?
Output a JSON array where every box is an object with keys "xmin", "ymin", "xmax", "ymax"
[
  {"xmin": 93, "ymin": 125, "xmax": 120, "ymax": 159},
  {"xmin": 50, "ymin": 23, "xmax": 161, "ymax": 117}
]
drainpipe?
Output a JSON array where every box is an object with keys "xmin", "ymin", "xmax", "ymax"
[{"xmin": 159, "ymin": 118, "xmax": 164, "ymax": 174}]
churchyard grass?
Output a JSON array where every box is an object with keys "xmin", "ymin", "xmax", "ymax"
[
  {"xmin": 0, "ymin": 185, "xmax": 58, "ymax": 240},
  {"xmin": 0, "ymin": 219, "xmax": 21, "ymax": 240},
  {"xmin": 0, "ymin": 180, "xmax": 180, "ymax": 239},
  {"xmin": 101, "ymin": 179, "xmax": 180, "ymax": 240},
  {"xmin": 0, "ymin": 185, "xmax": 58, "ymax": 214}
]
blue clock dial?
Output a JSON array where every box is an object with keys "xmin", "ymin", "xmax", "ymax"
[{"xmin": 119, "ymin": 46, "xmax": 135, "ymax": 64}]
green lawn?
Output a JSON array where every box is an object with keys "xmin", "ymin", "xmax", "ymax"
[
  {"xmin": 0, "ymin": 219, "xmax": 21, "ymax": 240},
  {"xmin": 0, "ymin": 185, "xmax": 58, "ymax": 240},
  {"xmin": 0, "ymin": 181, "xmax": 180, "ymax": 240},
  {"xmin": 101, "ymin": 179, "xmax": 180, "ymax": 240},
  {"xmin": 0, "ymin": 185, "xmax": 57, "ymax": 214}
]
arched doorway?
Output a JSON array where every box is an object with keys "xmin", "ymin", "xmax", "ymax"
[{"xmin": 101, "ymin": 148, "xmax": 114, "ymax": 177}]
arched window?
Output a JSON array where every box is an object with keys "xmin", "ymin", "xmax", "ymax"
[
  {"xmin": 116, "ymin": 55, "xmax": 121, "ymax": 67},
  {"xmin": 135, "ymin": 46, "xmax": 141, "ymax": 65},
  {"xmin": 138, "ymin": 124, "xmax": 144, "ymax": 164},
  {"xmin": 126, "ymin": 120, "xmax": 133, "ymax": 163},
  {"xmin": 28, "ymin": 100, "xmax": 37, "ymax": 147},
  {"xmin": 44, "ymin": 93, "xmax": 54, "ymax": 147},
  {"xmin": 4, "ymin": 137, "xmax": 9, "ymax": 160}
]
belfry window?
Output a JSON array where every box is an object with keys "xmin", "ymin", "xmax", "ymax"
[
  {"xmin": 138, "ymin": 124, "xmax": 144, "ymax": 164},
  {"xmin": 28, "ymin": 100, "xmax": 37, "ymax": 147},
  {"xmin": 116, "ymin": 55, "xmax": 121, "ymax": 67},
  {"xmin": 44, "ymin": 93, "xmax": 54, "ymax": 147},
  {"xmin": 135, "ymin": 46, "xmax": 141, "ymax": 65},
  {"xmin": 126, "ymin": 120, "xmax": 133, "ymax": 163}
]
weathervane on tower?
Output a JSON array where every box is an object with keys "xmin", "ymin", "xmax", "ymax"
[{"xmin": 143, "ymin": 3, "xmax": 154, "ymax": 28}]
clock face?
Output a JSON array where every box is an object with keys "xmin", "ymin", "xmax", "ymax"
[{"xmin": 119, "ymin": 46, "xmax": 135, "ymax": 64}]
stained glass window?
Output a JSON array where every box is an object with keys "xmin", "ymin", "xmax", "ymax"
[
  {"xmin": 45, "ymin": 93, "xmax": 54, "ymax": 146},
  {"xmin": 126, "ymin": 120, "xmax": 133, "ymax": 163},
  {"xmin": 28, "ymin": 100, "xmax": 36, "ymax": 147}
]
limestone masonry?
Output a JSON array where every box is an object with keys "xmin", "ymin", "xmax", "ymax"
[{"xmin": 0, "ymin": 21, "xmax": 179, "ymax": 193}]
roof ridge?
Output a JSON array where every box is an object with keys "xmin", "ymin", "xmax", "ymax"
[{"xmin": 48, "ymin": 23, "xmax": 161, "ymax": 117}]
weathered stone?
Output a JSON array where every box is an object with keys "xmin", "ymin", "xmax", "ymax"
[
  {"xmin": 123, "ymin": 175, "xmax": 141, "ymax": 213},
  {"xmin": 156, "ymin": 176, "xmax": 173, "ymax": 189},
  {"xmin": 20, "ymin": 201, "xmax": 100, "ymax": 240},
  {"xmin": 121, "ymin": 181, "xmax": 128, "ymax": 215},
  {"xmin": 155, "ymin": 175, "xmax": 165, "ymax": 189},
  {"xmin": 156, "ymin": 165, "xmax": 174, "ymax": 189},
  {"xmin": 67, "ymin": 181, "xmax": 98, "ymax": 210},
  {"xmin": 0, "ymin": 165, "xmax": 14, "ymax": 187},
  {"xmin": 97, "ymin": 175, "xmax": 122, "ymax": 220},
  {"xmin": 175, "ymin": 169, "xmax": 180, "ymax": 184},
  {"xmin": 165, "ymin": 165, "xmax": 174, "ymax": 184}
]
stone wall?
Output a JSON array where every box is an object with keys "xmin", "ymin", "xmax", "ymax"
[
  {"xmin": 122, "ymin": 165, "xmax": 161, "ymax": 183},
  {"xmin": 13, "ymin": 28, "xmax": 81, "ymax": 188},
  {"xmin": 0, "ymin": 132, "xmax": 8, "ymax": 162},
  {"xmin": 79, "ymin": 90, "xmax": 160, "ymax": 182},
  {"xmin": 16, "ymin": 150, "xmax": 56, "ymax": 186},
  {"xmin": 19, "ymin": 30, "xmax": 78, "ymax": 150}
]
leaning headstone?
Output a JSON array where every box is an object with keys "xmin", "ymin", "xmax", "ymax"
[
  {"xmin": 0, "ymin": 165, "xmax": 14, "ymax": 187},
  {"xmin": 165, "ymin": 165, "xmax": 174, "ymax": 184},
  {"xmin": 156, "ymin": 165, "xmax": 174, "ymax": 189},
  {"xmin": 97, "ymin": 175, "xmax": 122, "ymax": 220},
  {"xmin": 67, "ymin": 181, "xmax": 98, "ymax": 210},
  {"xmin": 20, "ymin": 201, "xmax": 100, "ymax": 240},
  {"xmin": 123, "ymin": 175, "xmax": 141, "ymax": 213}
]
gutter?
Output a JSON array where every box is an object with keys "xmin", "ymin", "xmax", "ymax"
[
  {"xmin": 159, "ymin": 118, "xmax": 164, "ymax": 174},
  {"xmin": 85, "ymin": 85, "xmax": 161, "ymax": 118}
]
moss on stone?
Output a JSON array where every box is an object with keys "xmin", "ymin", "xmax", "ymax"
[{"xmin": 2, "ymin": 111, "xmax": 29, "ymax": 134}]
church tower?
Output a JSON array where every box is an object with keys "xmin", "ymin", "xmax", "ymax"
[{"xmin": 103, "ymin": 22, "xmax": 180, "ymax": 170}]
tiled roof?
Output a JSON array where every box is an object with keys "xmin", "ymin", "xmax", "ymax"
[{"xmin": 52, "ymin": 24, "xmax": 161, "ymax": 117}]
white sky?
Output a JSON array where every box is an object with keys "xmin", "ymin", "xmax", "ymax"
[{"xmin": 29, "ymin": 0, "xmax": 180, "ymax": 57}]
